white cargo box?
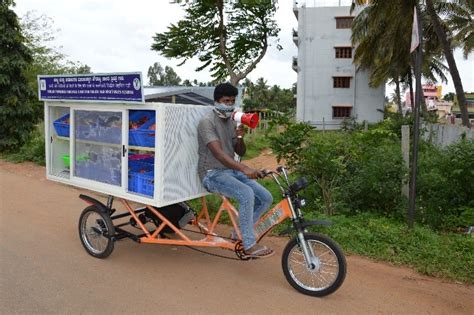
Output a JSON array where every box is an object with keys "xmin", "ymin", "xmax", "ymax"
[{"xmin": 45, "ymin": 101, "xmax": 211, "ymax": 207}]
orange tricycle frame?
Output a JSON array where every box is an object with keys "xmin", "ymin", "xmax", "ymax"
[{"xmin": 117, "ymin": 194, "xmax": 293, "ymax": 253}]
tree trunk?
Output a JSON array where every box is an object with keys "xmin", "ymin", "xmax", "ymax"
[
  {"xmin": 395, "ymin": 77, "xmax": 403, "ymax": 114},
  {"xmin": 425, "ymin": 0, "xmax": 471, "ymax": 128}
]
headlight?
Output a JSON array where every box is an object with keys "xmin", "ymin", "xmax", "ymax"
[{"xmin": 299, "ymin": 199, "xmax": 306, "ymax": 207}]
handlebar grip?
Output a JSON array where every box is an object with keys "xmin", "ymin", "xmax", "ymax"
[{"xmin": 258, "ymin": 169, "xmax": 273, "ymax": 178}]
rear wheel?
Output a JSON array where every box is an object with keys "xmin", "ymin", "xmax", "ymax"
[
  {"xmin": 78, "ymin": 206, "xmax": 115, "ymax": 258},
  {"xmin": 282, "ymin": 233, "xmax": 346, "ymax": 297}
]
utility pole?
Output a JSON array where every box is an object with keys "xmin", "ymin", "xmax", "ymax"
[{"xmin": 408, "ymin": 4, "xmax": 423, "ymax": 229}]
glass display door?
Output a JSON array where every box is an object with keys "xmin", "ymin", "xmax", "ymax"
[{"xmin": 73, "ymin": 109, "xmax": 123, "ymax": 187}]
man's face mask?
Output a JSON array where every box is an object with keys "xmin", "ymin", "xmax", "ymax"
[{"xmin": 214, "ymin": 102, "xmax": 235, "ymax": 118}]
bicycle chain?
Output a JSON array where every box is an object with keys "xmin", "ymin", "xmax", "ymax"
[{"xmin": 166, "ymin": 226, "xmax": 250, "ymax": 261}]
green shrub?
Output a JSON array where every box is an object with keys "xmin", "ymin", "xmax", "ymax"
[
  {"xmin": 3, "ymin": 123, "xmax": 45, "ymax": 165},
  {"xmin": 269, "ymin": 121, "xmax": 407, "ymax": 216},
  {"xmin": 342, "ymin": 130, "xmax": 406, "ymax": 215},
  {"xmin": 417, "ymin": 139, "xmax": 474, "ymax": 230},
  {"xmin": 297, "ymin": 132, "xmax": 353, "ymax": 215},
  {"xmin": 266, "ymin": 114, "xmax": 314, "ymax": 167}
]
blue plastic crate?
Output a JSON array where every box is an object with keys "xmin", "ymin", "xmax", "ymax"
[
  {"xmin": 53, "ymin": 113, "xmax": 70, "ymax": 137},
  {"xmin": 128, "ymin": 159, "xmax": 154, "ymax": 197},
  {"xmin": 128, "ymin": 153, "xmax": 154, "ymax": 165},
  {"xmin": 129, "ymin": 110, "xmax": 156, "ymax": 148},
  {"xmin": 129, "ymin": 110, "xmax": 154, "ymax": 126},
  {"xmin": 128, "ymin": 171, "xmax": 154, "ymax": 197},
  {"xmin": 128, "ymin": 160, "xmax": 153, "ymax": 173}
]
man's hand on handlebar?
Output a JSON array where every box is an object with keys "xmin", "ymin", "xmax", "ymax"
[
  {"xmin": 257, "ymin": 169, "xmax": 270, "ymax": 178},
  {"xmin": 242, "ymin": 166, "xmax": 261, "ymax": 179},
  {"xmin": 242, "ymin": 166, "xmax": 280, "ymax": 179}
]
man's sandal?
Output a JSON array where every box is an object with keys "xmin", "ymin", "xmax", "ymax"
[{"xmin": 244, "ymin": 245, "xmax": 275, "ymax": 259}]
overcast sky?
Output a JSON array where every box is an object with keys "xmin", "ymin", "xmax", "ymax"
[{"xmin": 13, "ymin": 0, "xmax": 473, "ymax": 96}]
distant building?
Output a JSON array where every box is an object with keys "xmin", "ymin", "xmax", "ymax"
[
  {"xmin": 435, "ymin": 100, "xmax": 453, "ymax": 119},
  {"xmin": 405, "ymin": 84, "xmax": 442, "ymax": 109},
  {"xmin": 452, "ymin": 92, "xmax": 474, "ymax": 124},
  {"xmin": 292, "ymin": 0, "xmax": 385, "ymax": 130}
]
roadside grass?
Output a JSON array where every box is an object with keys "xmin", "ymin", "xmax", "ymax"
[
  {"xmin": 304, "ymin": 212, "xmax": 473, "ymax": 284},
  {"xmin": 241, "ymin": 129, "xmax": 273, "ymax": 160},
  {"xmin": 190, "ymin": 178, "xmax": 473, "ymax": 284}
]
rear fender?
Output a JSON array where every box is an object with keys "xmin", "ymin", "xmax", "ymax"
[{"xmin": 79, "ymin": 194, "xmax": 110, "ymax": 214}]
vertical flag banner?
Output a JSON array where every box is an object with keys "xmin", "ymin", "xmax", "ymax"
[{"xmin": 410, "ymin": 6, "xmax": 419, "ymax": 53}]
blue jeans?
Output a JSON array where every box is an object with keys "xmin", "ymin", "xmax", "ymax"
[{"xmin": 202, "ymin": 169, "xmax": 273, "ymax": 250}]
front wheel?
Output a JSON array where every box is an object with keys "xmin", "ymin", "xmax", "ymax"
[
  {"xmin": 78, "ymin": 206, "xmax": 115, "ymax": 258},
  {"xmin": 282, "ymin": 233, "xmax": 346, "ymax": 297}
]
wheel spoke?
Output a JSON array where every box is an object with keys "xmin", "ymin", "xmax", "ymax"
[
  {"xmin": 285, "ymin": 236, "xmax": 344, "ymax": 293},
  {"xmin": 80, "ymin": 209, "xmax": 113, "ymax": 256}
]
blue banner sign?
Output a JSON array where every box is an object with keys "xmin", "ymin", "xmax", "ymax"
[{"xmin": 38, "ymin": 72, "xmax": 144, "ymax": 103}]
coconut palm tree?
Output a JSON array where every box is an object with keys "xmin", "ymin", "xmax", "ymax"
[
  {"xmin": 352, "ymin": 0, "xmax": 471, "ymax": 127},
  {"xmin": 443, "ymin": 0, "xmax": 473, "ymax": 59},
  {"xmin": 424, "ymin": 0, "xmax": 471, "ymax": 127},
  {"xmin": 351, "ymin": 1, "xmax": 448, "ymax": 114}
]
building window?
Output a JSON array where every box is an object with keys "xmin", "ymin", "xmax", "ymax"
[
  {"xmin": 335, "ymin": 47, "xmax": 352, "ymax": 58},
  {"xmin": 336, "ymin": 17, "xmax": 354, "ymax": 29},
  {"xmin": 333, "ymin": 77, "xmax": 351, "ymax": 88},
  {"xmin": 333, "ymin": 106, "xmax": 352, "ymax": 118}
]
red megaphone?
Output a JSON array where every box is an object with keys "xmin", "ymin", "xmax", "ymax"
[{"xmin": 232, "ymin": 112, "xmax": 259, "ymax": 129}]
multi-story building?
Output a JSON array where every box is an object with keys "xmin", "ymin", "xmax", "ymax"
[
  {"xmin": 293, "ymin": 0, "xmax": 385, "ymax": 130},
  {"xmin": 405, "ymin": 83, "xmax": 442, "ymax": 109},
  {"xmin": 452, "ymin": 93, "xmax": 474, "ymax": 124}
]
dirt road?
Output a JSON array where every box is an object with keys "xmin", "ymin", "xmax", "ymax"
[{"xmin": 0, "ymin": 160, "xmax": 472, "ymax": 314}]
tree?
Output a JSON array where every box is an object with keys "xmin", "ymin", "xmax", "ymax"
[
  {"xmin": 352, "ymin": 0, "xmax": 471, "ymax": 127},
  {"xmin": 445, "ymin": 0, "xmax": 473, "ymax": 58},
  {"xmin": 21, "ymin": 11, "xmax": 92, "ymax": 79},
  {"xmin": 351, "ymin": 1, "xmax": 448, "ymax": 115},
  {"xmin": 443, "ymin": 92, "xmax": 455, "ymax": 101},
  {"xmin": 147, "ymin": 62, "xmax": 182, "ymax": 86},
  {"xmin": 20, "ymin": 11, "xmax": 92, "ymax": 122},
  {"xmin": 182, "ymin": 79, "xmax": 193, "ymax": 86},
  {"xmin": 162, "ymin": 66, "xmax": 181, "ymax": 86},
  {"xmin": 0, "ymin": 1, "xmax": 37, "ymax": 151},
  {"xmin": 147, "ymin": 62, "xmax": 164, "ymax": 85},
  {"xmin": 242, "ymin": 78, "xmax": 295, "ymax": 112},
  {"xmin": 151, "ymin": 0, "xmax": 281, "ymax": 86},
  {"xmin": 425, "ymin": 0, "xmax": 471, "ymax": 127}
]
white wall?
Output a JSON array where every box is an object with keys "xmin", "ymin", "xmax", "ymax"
[{"xmin": 295, "ymin": 6, "xmax": 384, "ymax": 129}]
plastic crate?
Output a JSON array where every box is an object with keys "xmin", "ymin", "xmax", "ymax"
[
  {"xmin": 128, "ymin": 159, "xmax": 154, "ymax": 197},
  {"xmin": 75, "ymin": 111, "xmax": 122, "ymax": 144},
  {"xmin": 75, "ymin": 160, "xmax": 121, "ymax": 186},
  {"xmin": 128, "ymin": 171, "xmax": 154, "ymax": 197},
  {"xmin": 129, "ymin": 110, "xmax": 156, "ymax": 148},
  {"xmin": 129, "ymin": 110, "xmax": 154, "ymax": 127},
  {"xmin": 53, "ymin": 114, "xmax": 70, "ymax": 137},
  {"xmin": 128, "ymin": 153, "xmax": 154, "ymax": 165}
]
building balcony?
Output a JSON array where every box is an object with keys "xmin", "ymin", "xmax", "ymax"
[
  {"xmin": 292, "ymin": 56, "xmax": 299, "ymax": 72},
  {"xmin": 292, "ymin": 28, "xmax": 299, "ymax": 46}
]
